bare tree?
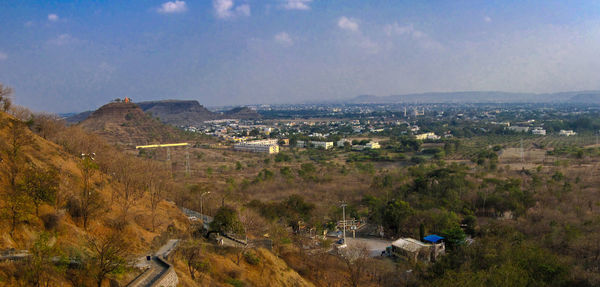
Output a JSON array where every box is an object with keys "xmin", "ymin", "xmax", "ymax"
[
  {"xmin": 78, "ymin": 156, "xmax": 103, "ymax": 230},
  {"xmin": 0, "ymin": 83, "xmax": 12, "ymax": 112},
  {"xmin": 86, "ymin": 230, "xmax": 131, "ymax": 287},
  {"xmin": 338, "ymin": 241, "xmax": 370, "ymax": 287},
  {"xmin": 177, "ymin": 239, "xmax": 210, "ymax": 280},
  {"xmin": 113, "ymin": 155, "xmax": 144, "ymax": 215},
  {"xmin": 146, "ymin": 162, "xmax": 168, "ymax": 232},
  {"xmin": 0, "ymin": 118, "xmax": 34, "ymax": 235},
  {"xmin": 31, "ymin": 113, "xmax": 65, "ymax": 140}
]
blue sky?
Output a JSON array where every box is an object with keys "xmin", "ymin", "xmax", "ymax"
[{"xmin": 1, "ymin": 0, "xmax": 599, "ymax": 113}]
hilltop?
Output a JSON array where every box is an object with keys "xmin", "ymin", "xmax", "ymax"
[
  {"xmin": 137, "ymin": 100, "xmax": 219, "ymax": 126},
  {"xmin": 67, "ymin": 100, "xmax": 262, "ymax": 127},
  {"xmin": 78, "ymin": 101, "xmax": 183, "ymax": 147}
]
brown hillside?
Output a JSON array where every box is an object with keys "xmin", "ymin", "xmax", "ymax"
[{"xmin": 78, "ymin": 102, "xmax": 183, "ymax": 147}]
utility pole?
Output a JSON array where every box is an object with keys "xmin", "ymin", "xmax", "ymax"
[
  {"xmin": 185, "ymin": 145, "xmax": 190, "ymax": 176},
  {"xmin": 520, "ymin": 138, "xmax": 524, "ymax": 163},
  {"xmin": 341, "ymin": 203, "xmax": 347, "ymax": 247}
]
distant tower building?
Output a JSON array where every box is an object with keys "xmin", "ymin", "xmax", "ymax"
[{"xmin": 124, "ymin": 97, "xmax": 132, "ymax": 103}]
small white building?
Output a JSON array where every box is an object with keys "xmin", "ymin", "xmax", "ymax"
[
  {"xmin": 559, "ymin": 130, "xmax": 577, "ymax": 136},
  {"xmin": 391, "ymin": 238, "xmax": 445, "ymax": 262},
  {"xmin": 532, "ymin": 128, "xmax": 546, "ymax": 135},
  {"xmin": 507, "ymin": 126, "xmax": 530, "ymax": 133},
  {"xmin": 312, "ymin": 141, "xmax": 334, "ymax": 150},
  {"xmin": 365, "ymin": 141, "xmax": 380, "ymax": 149},
  {"xmin": 415, "ymin": 132, "xmax": 440, "ymax": 140},
  {"xmin": 337, "ymin": 139, "xmax": 350, "ymax": 147}
]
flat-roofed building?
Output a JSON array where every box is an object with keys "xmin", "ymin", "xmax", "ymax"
[
  {"xmin": 559, "ymin": 130, "xmax": 576, "ymax": 136},
  {"xmin": 312, "ymin": 141, "xmax": 333, "ymax": 149},
  {"xmin": 234, "ymin": 139, "xmax": 279, "ymax": 154},
  {"xmin": 391, "ymin": 237, "xmax": 445, "ymax": 262},
  {"xmin": 532, "ymin": 128, "xmax": 546, "ymax": 135},
  {"xmin": 415, "ymin": 132, "xmax": 440, "ymax": 140},
  {"xmin": 365, "ymin": 141, "xmax": 380, "ymax": 149}
]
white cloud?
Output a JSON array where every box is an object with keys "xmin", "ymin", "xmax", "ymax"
[
  {"xmin": 283, "ymin": 0, "xmax": 312, "ymax": 10},
  {"xmin": 0, "ymin": 52, "xmax": 7, "ymax": 61},
  {"xmin": 213, "ymin": 0, "xmax": 250, "ymax": 19},
  {"xmin": 48, "ymin": 34, "xmax": 77, "ymax": 46},
  {"xmin": 24, "ymin": 21, "xmax": 34, "ymax": 27},
  {"xmin": 484, "ymin": 16, "xmax": 492, "ymax": 23},
  {"xmin": 384, "ymin": 23, "xmax": 426, "ymax": 38},
  {"xmin": 384, "ymin": 22, "xmax": 442, "ymax": 50},
  {"xmin": 48, "ymin": 14, "xmax": 59, "ymax": 22},
  {"xmin": 274, "ymin": 32, "xmax": 293, "ymax": 46},
  {"xmin": 338, "ymin": 16, "xmax": 359, "ymax": 32},
  {"xmin": 157, "ymin": 1, "xmax": 187, "ymax": 14},
  {"xmin": 235, "ymin": 4, "xmax": 250, "ymax": 16}
]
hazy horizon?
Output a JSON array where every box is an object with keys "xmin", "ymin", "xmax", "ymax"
[{"xmin": 1, "ymin": 0, "xmax": 600, "ymax": 113}]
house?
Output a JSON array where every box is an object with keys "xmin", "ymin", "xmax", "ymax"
[
  {"xmin": 312, "ymin": 141, "xmax": 334, "ymax": 150},
  {"xmin": 365, "ymin": 141, "xmax": 380, "ymax": 149},
  {"xmin": 507, "ymin": 126, "xmax": 530, "ymax": 133},
  {"xmin": 532, "ymin": 128, "xmax": 546, "ymax": 135},
  {"xmin": 337, "ymin": 139, "xmax": 350, "ymax": 147},
  {"xmin": 415, "ymin": 132, "xmax": 440, "ymax": 140},
  {"xmin": 559, "ymin": 130, "xmax": 576, "ymax": 136},
  {"xmin": 391, "ymin": 236, "xmax": 445, "ymax": 262}
]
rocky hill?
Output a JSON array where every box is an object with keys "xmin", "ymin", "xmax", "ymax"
[
  {"xmin": 137, "ymin": 100, "xmax": 219, "ymax": 126},
  {"xmin": 78, "ymin": 102, "xmax": 183, "ymax": 146},
  {"xmin": 67, "ymin": 100, "xmax": 262, "ymax": 127}
]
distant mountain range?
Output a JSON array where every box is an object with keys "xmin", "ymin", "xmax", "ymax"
[
  {"xmin": 345, "ymin": 91, "xmax": 600, "ymax": 104},
  {"xmin": 66, "ymin": 100, "xmax": 261, "ymax": 126}
]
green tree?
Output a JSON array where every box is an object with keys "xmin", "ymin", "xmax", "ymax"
[
  {"xmin": 21, "ymin": 164, "xmax": 59, "ymax": 216},
  {"xmin": 210, "ymin": 206, "xmax": 244, "ymax": 236},
  {"xmin": 383, "ymin": 199, "xmax": 414, "ymax": 236},
  {"xmin": 25, "ymin": 232, "xmax": 66, "ymax": 287}
]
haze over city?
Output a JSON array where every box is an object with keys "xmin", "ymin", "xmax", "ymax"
[{"xmin": 1, "ymin": 0, "xmax": 600, "ymax": 112}]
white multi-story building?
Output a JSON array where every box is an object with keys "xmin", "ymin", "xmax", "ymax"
[{"xmin": 234, "ymin": 139, "xmax": 279, "ymax": 154}]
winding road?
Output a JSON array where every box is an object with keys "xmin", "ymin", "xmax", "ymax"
[{"xmin": 128, "ymin": 239, "xmax": 179, "ymax": 287}]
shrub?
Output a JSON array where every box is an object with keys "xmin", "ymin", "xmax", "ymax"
[
  {"xmin": 41, "ymin": 213, "xmax": 60, "ymax": 230},
  {"xmin": 244, "ymin": 252, "xmax": 260, "ymax": 265}
]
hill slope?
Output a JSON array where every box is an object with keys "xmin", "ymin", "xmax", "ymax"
[{"xmin": 78, "ymin": 102, "xmax": 183, "ymax": 146}]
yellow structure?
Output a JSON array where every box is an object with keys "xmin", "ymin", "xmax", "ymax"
[{"xmin": 135, "ymin": 143, "xmax": 189, "ymax": 149}]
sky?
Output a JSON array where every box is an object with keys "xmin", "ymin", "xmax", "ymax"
[{"xmin": 1, "ymin": 0, "xmax": 600, "ymax": 113}]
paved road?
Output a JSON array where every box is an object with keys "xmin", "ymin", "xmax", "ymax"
[
  {"xmin": 129, "ymin": 239, "xmax": 179, "ymax": 287},
  {"xmin": 344, "ymin": 237, "xmax": 393, "ymax": 257}
]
